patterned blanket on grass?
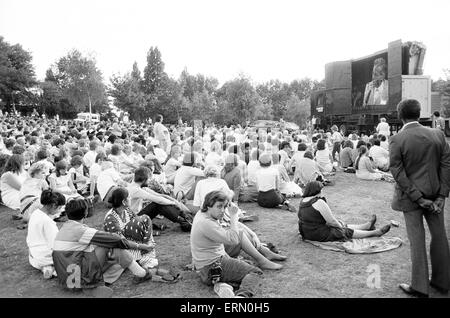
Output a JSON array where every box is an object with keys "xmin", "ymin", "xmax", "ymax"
[{"xmin": 304, "ymin": 237, "xmax": 403, "ymax": 254}]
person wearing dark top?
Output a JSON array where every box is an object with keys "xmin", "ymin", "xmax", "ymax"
[
  {"xmin": 339, "ymin": 140, "xmax": 354, "ymax": 169},
  {"xmin": 297, "ymin": 181, "xmax": 391, "ymax": 242}
]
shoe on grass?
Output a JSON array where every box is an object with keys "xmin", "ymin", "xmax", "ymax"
[{"xmin": 133, "ymin": 269, "xmax": 152, "ymax": 284}]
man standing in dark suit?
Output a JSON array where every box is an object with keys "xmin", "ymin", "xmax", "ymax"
[{"xmin": 389, "ymin": 99, "xmax": 450, "ymax": 297}]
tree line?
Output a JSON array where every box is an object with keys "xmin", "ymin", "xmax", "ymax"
[{"xmin": 2, "ymin": 36, "xmax": 449, "ymax": 125}]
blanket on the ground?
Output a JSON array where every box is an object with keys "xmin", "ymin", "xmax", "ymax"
[{"xmin": 304, "ymin": 237, "xmax": 403, "ymax": 254}]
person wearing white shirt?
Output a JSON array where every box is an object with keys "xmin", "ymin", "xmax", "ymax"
[
  {"xmin": 174, "ymin": 153, "xmax": 205, "ymax": 200},
  {"xmin": 26, "ymin": 190, "xmax": 66, "ymax": 279},
  {"xmin": 278, "ymin": 141, "xmax": 292, "ymax": 173},
  {"xmin": 89, "ymin": 152, "xmax": 107, "ymax": 197},
  {"xmin": 368, "ymin": 139, "xmax": 389, "ymax": 171},
  {"xmin": 153, "ymin": 114, "xmax": 172, "ymax": 153},
  {"xmin": 193, "ymin": 165, "xmax": 233, "ymax": 209},
  {"xmin": 83, "ymin": 140, "xmax": 99, "ymax": 169},
  {"xmin": 380, "ymin": 135, "xmax": 389, "ymax": 151},
  {"xmin": 315, "ymin": 139, "xmax": 334, "ymax": 174},
  {"xmin": 330, "ymin": 125, "xmax": 343, "ymax": 162},
  {"xmin": 247, "ymin": 150, "xmax": 261, "ymax": 187},
  {"xmin": 376, "ymin": 118, "xmax": 391, "ymax": 138},
  {"xmin": 256, "ymin": 153, "xmax": 295, "ymax": 211},
  {"xmin": 164, "ymin": 145, "xmax": 182, "ymax": 185},
  {"xmin": 289, "ymin": 143, "xmax": 307, "ymax": 174},
  {"xmin": 97, "ymin": 161, "xmax": 128, "ymax": 202},
  {"xmin": 153, "ymin": 143, "xmax": 168, "ymax": 164},
  {"xmin": 204, "ymin": 141, "xmax": 224, "ymax": 168}
]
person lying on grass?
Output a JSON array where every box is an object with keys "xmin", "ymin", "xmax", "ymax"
[
  {"xmin": 52, "ymin": 198, "xmax": 154, "ymax": 297},
  {"xmin": 26, "ymin": 189, "xmax": 66, "ymax": 279},
  {"xmin": 298, "ymin": 181, "xmax": 391, "ymax": 242},
  {"xmin": 103, "ymin": 187, "xmax": 180, "ymax": 283},
  {"xmin": 190, "ymin": 190, "xmax": 286, "ymax": 298}
]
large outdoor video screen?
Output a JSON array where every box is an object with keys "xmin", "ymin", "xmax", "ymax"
[{"xmin": 351, "ymin": 52, "xmax": 388, "ymax": 110}]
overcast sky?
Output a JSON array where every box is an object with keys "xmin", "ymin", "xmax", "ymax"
[{"xmin": 1, "ymin": 0, "xmax": 449, "ymax": 85}]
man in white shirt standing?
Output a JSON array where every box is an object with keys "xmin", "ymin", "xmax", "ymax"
[
  {"xmin": 83, "ymin": 140, "xmax": 99, "ymax": 169},
  {"xmin": 153, "ymin": 114, "xmax": 172, "ymax": 154},
  {"xmin": 376, "ymin": 117, "xmax": 391, "ymax": 138},
  {"xmin": 330, "ymin": 125, "xmax": 343, "ymax": 162}
]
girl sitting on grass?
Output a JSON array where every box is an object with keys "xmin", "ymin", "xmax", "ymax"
[
  {"xmin": 26, "ymin": 189, "xmax": 66, "ymax": 279},
  {"xmin": 103, "ymin": 187, "xmax": 180, "ymax": 283}
]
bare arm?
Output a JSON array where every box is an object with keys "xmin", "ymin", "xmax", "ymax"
[
  {"xmin": 312, "ymin": 199, "xmax": 342, "ymax": 228},
  {"xmin": 2, "ymin": 173, "xmax": 22, "ymax": 190}
]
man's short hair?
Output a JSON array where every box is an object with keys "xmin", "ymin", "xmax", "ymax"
[
  {"xmin": 134, "ymin": 167, "xmax": 150, "ymax": 183},
  {"xmin": 433, "ymin": 111, "xmax": 440, "ymax": 117},
  {"xmin": 397, "ymin": 99, "xmax": 421, "ymax": 121}
]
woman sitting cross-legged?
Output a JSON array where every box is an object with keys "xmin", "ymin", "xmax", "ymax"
[
  {"xmin": 26, "ymin": 190, "xmax": 66, "ymax": 279},
  {"xmin": 190, "ymin": 191, "xmax": 285, "ymax": 298},
  {"xmin": 52, "ymin": 199, "xmax": 154, "ymax": 297},
  {"xmin": 255, "ymin": 153, "xmax": 296, "ymax": 211},
  {"xmin": 298, "ymin": 181, "xmax": 391, "ymax": 242},
  {"xmin": 103, "ymin": 188, "xmax": 180, "ymax": 283},
  {"xmin": 127, "ymin": 167, "xmax": 193, "ymax": 232}
]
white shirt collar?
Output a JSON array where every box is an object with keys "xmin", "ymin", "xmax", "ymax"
[{"xmin": 401, "ymin": 121, "xmax": 419, "ymax": 130}]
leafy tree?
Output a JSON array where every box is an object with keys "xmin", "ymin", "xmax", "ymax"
[
  {"xmin": 186, "ymin": 90, "xmax": 216, "ymax": 123},
  {"xmin": 285, "ymin": 93, "xmax": 310, "ymax": 128},
  {"xmin": 109, "ymin": 73, "xmax": 146, "ymax": 121},
  {"xmin": 253, "ymin": 103, "xmax": 274, "ymax": 120},
  {"xmin": 217, "ymin": 75, "xmax": 259, "ymax": 125},
  {"xmin": 0, "ymin": 36, "xmax": 36, "ymax": 110},
  {"xmin": 40, "ymin": 69, "xmax": 62, "ymax": 116},
  {"xmin": 143, "ymin": 47, "xmax": 167, "ymax": 95},
  {"xmin": 179, "ymin": 68, "xmax": 198, "ymax": 101},
  {"xmin": 51, "ymin": 49, "xmax": 108, "ymax": 116},
  {"xmin": 256, "ymin": 80, "xmax": 290, "ymax": 120},
  {"xmin": 289, "ymin": 78, "xmax": 322, "ymax": 101}
]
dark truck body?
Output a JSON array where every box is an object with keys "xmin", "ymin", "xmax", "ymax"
[{"xmin": 310, "ymin": 39, "xmax": 449, "ymax": 136}]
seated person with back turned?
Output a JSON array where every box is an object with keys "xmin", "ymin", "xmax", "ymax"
[
  {"xmin": 298, "ymin": 181, "xmax": 391, "ymax": 242},
  {"xmin": 52, "ymin": 199, "xmax": 154, "ymax": 297}
]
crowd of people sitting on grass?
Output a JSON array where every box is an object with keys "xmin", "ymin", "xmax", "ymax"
[{"xmin": 0, "ymin": 111, "xmax": 396, "ymax": 297}]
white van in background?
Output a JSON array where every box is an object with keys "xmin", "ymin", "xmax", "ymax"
[{"xmin": 74, "ymin": 112, "xmax": 100, "ymax": 123}]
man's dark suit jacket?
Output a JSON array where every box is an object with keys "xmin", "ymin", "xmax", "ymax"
[{"xmin": 389, "ymin": 122, "xmax": 450, "ymax": 212}]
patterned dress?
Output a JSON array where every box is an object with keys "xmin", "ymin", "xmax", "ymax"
[{"xmin": 103, "ymin": 208, "xmax": 158, "ymax": 269}]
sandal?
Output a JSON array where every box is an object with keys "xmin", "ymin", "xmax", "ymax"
[{"xmin": 153, "ymin": 272, "xmax": 181, "ymax": 283}]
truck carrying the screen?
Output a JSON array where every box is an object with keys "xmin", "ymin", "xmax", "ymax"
[{"xmin": 310, "ymin": 39, "xmax": 449, "ymax": 135}]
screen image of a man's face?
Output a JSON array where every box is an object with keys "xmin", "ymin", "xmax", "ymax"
[{"xmin": 372, "ymin": 58, "xmax": 386, "ymax": 82}]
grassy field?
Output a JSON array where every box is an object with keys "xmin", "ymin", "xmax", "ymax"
[{"xmin": 1, "ymin": 171, "xmax": 449, "ymax": 298}]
